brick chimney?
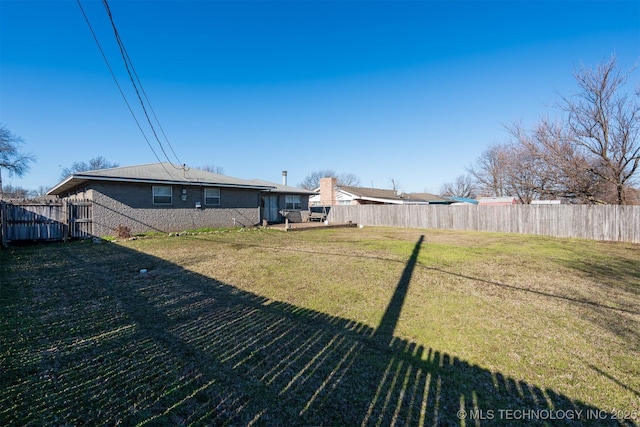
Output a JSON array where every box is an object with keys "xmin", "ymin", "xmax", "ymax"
[{"xmin": 320, "ymin": 177, "xmax": 337, "ymax": 206}]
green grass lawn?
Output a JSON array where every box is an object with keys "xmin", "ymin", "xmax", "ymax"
[{"xmin": 1, "ymin": 227, "xmax": 638, "ymax": 426}]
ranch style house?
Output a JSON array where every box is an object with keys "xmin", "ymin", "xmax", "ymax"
[{"xmin": 46, "ymin": 162, "xmax": 316, "ymax": 236}]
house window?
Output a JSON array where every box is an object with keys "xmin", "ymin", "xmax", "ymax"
[
  {"xmin": 153, "ymin": 186, "xmax": 172, "ymax": 205},
  {"xmin": 204, "ymin": 188, "xmax": 220, "ymax": 205},
  {"xmin": 285, "ymin": 195, "xmax": 301, "ymax": 209}
]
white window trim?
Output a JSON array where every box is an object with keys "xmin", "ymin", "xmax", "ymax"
[
  {"xmin": 152, "ymin": 185, "xmax": 173, "ymax": 205},
  {"xmin": 285, "ymin": 194, "xmax": 302, "ymax": 210},
  {"xmin": 204, "ymin": 188, "xmax": 220, "ymax": 206}
]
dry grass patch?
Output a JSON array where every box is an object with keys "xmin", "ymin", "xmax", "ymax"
[{"xmin": 1, "ymin": 227, "xmax": 638, "ymax": 426}]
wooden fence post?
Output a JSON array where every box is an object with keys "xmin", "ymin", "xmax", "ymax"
[
  {"xmin": 63, "ymin": 200, "xmax": 69, "ymax": 242},
  {"xmin": 0, "ymin": 201, "xmax": 6, "ymax": 248}
]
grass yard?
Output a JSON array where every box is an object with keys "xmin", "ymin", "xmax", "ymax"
[{"xmin": 1, "ymin": 227, "xmax": 638, "ymax": 426}]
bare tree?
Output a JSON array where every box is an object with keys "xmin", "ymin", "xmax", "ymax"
[
  {"xmin": 299, "ymin": 170, "xmax": 332, "ymax": 189},
  {"xmin": 504, "ymin": 143, "xmax": 550, "ymax": 204},
  {"xmin": 299, "ymin": 170, "xmax": 360, "ymax": 190},
  {"xmin": 196, "ymin": 164, "xmax": 225, "ymax": 174},
  {"xmin": 467, "ymin": 144, "xmax": 511, "ymax": 197},
  {"xmin": 31, "ymin": 186, "xmax": 51, "ymax": 198},
  {"xmin": 60, "ymin": 156, "xmax": 119, "ymax": 179},
  {"xmin": 338, "ymin": 173, "xmax": 360, "ymax": 187},
  {"xmin": 470, "ymin": 141, "xmax": 550, "ymax": 203},
  {"xmin": 561, "ymin": 56, "xmax": 640, "ymax": 204},
  {"xmin": 507, "ymin": 120, "xmax": 606, "ymax": 203},
  {"xmin": 389, "ymin": 178, "xmax": 403, "ymax": 193},
  {"xmin": 1, "ymin": 184, "xmax": 30, "ymax": 199},
  {"xmin": 439, "ymin": 174, "xmax": 476, "ymax": 198},
  {"xmin": 0, "ymin": 125, "xmax": 35, "ymax": 199},
  {"xmin": 467, "ymin": 57, "xmax": 639, "ymax": 204}
]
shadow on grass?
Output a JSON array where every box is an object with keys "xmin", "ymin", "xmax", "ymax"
[
  {"xmin": 0, "ymin": 238, "xmax": 635, "ymax": 426},
  {"xmin": 199, "ymin": 236, "xmax": 640, "ymax": 316},
  {"xmin": 563, "ymin": 256, "xmax": 640, "ymax": 297},
  {"xmin": 417, "ymin": 262, "xmax": 640, "ymax": 352},
  {"xmin": 214, "ymin": 234, "xmax": 640, "ymax": 357},
  {"xmin": 373, "ymin": 235, "xmax": 424, "ymax": 343}
]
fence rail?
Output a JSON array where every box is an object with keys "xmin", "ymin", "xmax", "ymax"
[
  {"xmin": 0, "ymin": 200, "xmax": 93, "ymax": 246},
  {"xmin": 327, "ymin": 204, "xmax": 640, "ymax": 243}
]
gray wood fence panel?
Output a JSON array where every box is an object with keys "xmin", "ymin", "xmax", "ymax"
[
  {"xmin": 0, "ymin": 200, "xmax": 93, "ymax": 245},
  {"xmin": 327, "ymin": 205, "xmax": 640, "ymax": 243},
  {"xmin": 68, "ymin": 202, "xmax": 93, "ymax": 238},
  {"xmin": 2, "ymin": 202, "xmax": 65, "ymax": 242}
]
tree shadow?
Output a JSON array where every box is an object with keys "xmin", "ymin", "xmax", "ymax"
[{"xmin": 0, "ymin": 239, "xmax": 636, "ymax": 426}]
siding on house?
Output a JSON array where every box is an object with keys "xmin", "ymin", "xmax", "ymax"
[{"xmin": 85, "ymin": 182, "xmax": 260, "ymax": 236}]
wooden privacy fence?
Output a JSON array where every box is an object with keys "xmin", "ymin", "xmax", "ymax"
[
  {"xmin": 327, "ymin": 204, "xmax": 640, "ymax": 244},
  {"xmin": 0, "ymin": 200, "xmax": 93, "ymax": 246}
]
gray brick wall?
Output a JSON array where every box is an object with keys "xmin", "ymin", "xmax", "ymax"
[
  {"xmin": 90, "ymin": 182, "xmax": 261, "ymax": 209},
  {"xmin": 87, "ymin": 182, "xmax": 261, "ymax": 236}
]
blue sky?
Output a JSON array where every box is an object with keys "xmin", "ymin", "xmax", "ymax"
[{"xmin": 1, "ymin": 0, "xmax": 638, "ymax": 193}]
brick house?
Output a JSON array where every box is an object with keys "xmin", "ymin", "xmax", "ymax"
[{"xmin": 46, "ymin": 163, "xmax": 315, "ymax": 236}]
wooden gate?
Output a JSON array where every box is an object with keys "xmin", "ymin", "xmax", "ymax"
[
  {"xmin": 67, "ymin": 201, "xmax": 92, "ymax": 239},
  {"xmin": 0, "ymin": 200, "xmax": 93, "ymax": 246}
]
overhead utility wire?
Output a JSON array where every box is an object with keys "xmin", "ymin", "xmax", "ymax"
[
  {"xmin": 75, "ymin": 1, "xmax": 178, "ymax": 180},
  {"xmin": 76, "ymin": 0, "xmax": 166, "ymax": 169},
  {"xmin": 100, "ymin": 0, "xmax": 184, "ymax": 171},
  {"xmin": 120, "ymin": 42, "xmax": 182, "ymax": 167}
]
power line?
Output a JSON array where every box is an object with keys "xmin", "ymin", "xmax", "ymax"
[
  {"xmin": 76, "ymin": 0, "xmax": 184, "ymax": 177},
  {"xmin": 76, "ymin": 0, "xmax": 164, "ymax": 164},
  {"xmin": 100, "ymin": 0, "xmax": 183, "ymax": 169},
  {"xmin": 121, "ymin": 44, "xmax": 183, "ymax": 168},
  {"xmin": 100, "ymin": 0, "xmax": 184, "ymax": 169}
]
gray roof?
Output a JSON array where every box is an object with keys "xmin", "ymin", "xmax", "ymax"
[
  {"xmin": 340, "ymin": 186, "xmax": 401, "ymax": 200},
  {"xmin": 405, "ymin": 192, "xmax": 453, "ymax": 204},
  {"xmin": 249, "ymin": 179, "xmax": 317, "ymax": 195},
  {"xmin": 339, "ymin": 186, "xmax": 449, "ymax": 204},
  {"xmin": 47, "ymin": 162, "xmax": 275, "ymax": 196}
]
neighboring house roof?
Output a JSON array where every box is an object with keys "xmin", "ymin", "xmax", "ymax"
[
  {"xmin": 530, "ymin": 200, "xmax": 562, "ymax": 205},
  {"xmin": 339, "ymin": 186, "xmax": 411, "ymax": 203},
  {"xmin": 249, "ymin": 179, "xmax": 317, "ymax": 195},
  {"xmin": 341, "ymin": 187, "xmax": 454, "ymax": 204},
  {"xmin": 47, "ymin": 162, "xmax": 275, "ymax": 196},
  {"xmin": 310, "ymin": 184, "xmax": 450, "ymax": 205},
  {"xmin": 404, "ymin": 192, "xmax": 453, "ymax": 204},
  {"xmin": 478, "ymin": 196, "xmax": 518, "ymax": 205},
  {"xmin": 443, "ymin": 196, "xmax": 479, "ymax": 205}
]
